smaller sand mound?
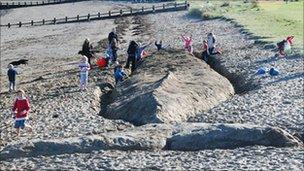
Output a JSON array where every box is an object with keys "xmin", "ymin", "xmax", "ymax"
[
  {"xmin": 167, "ymin": 123, "xmax": 303, "ymax": 151},
  {"xmin": 103, "ymin": 50, "xmax": 234, "ymax": 125}
]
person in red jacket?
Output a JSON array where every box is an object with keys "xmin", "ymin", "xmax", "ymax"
[{"xmin": 12, "ymin": 89, "xmax": 32, "ymax": 136}]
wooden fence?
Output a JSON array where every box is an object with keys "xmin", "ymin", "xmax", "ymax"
[
  {"xmin": 0, "ymin": 0, "xmax": 87, "ymax": 9},
  {"xmin": 0, "ymin": 1, "xmax": 189, "ymax": 28},
  {"xmin": 0, "ymin": 0, "xmax": 176, "ymax": 9}
]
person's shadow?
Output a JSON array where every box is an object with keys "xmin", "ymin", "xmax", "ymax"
[
  {"xmin": 255, "ymin": 53, "xmax": 303, "ymax": 65},
  {"xmin": 266, "ymin": 72, "xmax": 304, "ymax": 85}
]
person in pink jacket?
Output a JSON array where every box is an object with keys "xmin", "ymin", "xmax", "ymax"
[
  {"xmin": 181, "ymin": 34, "xmax": 194, "ymax": 55},
  {"xmin": 12, "ymin": 89, "xmax": 32, "ymax": 136}
]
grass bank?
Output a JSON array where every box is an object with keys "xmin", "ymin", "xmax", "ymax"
[{"xmin": 183, "ymin": 0, "xmax": 303, "ymax": 52}]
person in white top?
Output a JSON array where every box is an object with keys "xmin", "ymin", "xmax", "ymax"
[
  {"xmin": 78, "ymin": 56, "xmax": 90, "ymax": 91},
  {"xmin": 207, "ymin": 33, "xmax": 222, "ymax": 55}
]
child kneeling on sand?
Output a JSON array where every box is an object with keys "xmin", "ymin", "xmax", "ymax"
[
  {"xmin": 114, "ymin": 64, "xmax": 127, "ymax": 85},
  {"xmin": 79, "ymin": 56, "xmax": 90, "ymax": 91},
  {"xmin": 12, "ymin": 89, "xmax": 32, "ymax": 136}
]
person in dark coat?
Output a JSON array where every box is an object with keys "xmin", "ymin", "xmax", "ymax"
[
  {"xmin": 108, "ymin": 29, "xmax": 119, "ymax": 62},
  {"xmin": 7, "ymin": 64, "xmax": 18, "ymax": 92},
  {"xmin": 110, "ymin": 39, "xmax": 118, "ymax": 62},
  {"xmin": 108, "ymin": 28, "xmax": 118, "ymax": 44},
  {"xmin": 125, "ymin": 41, "xmax": 139, "ymax": 73},
  {"xmin": 80, "ymin": 38, "xmax": 93, "ymax": 66}
]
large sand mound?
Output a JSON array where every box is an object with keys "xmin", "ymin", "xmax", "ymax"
[{"xmin": 102, "ymin": 50, "xmax": 234, "ymax": 125}]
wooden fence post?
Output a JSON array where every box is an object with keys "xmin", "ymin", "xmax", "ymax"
[
  {"xmin": 8, "ymin": 23, "xmax": 11, "ymax": 28},
  {"xmin": 42, "ymin": 1, "xmax": 45, "ymax": 5},
  {"xmin": 42, "ymin": 19, "xmax": 45, "ymax": 25},
  {"xmin": 130, "ymin": 8, "xmax": 132, "ymax": 14},
  {"xmin": 163, "ymin": 4, "xmax": 165, "ymax": 9},
  {"xmin": 65, "ymin": 16, "xmax": 68, "ymax": 22},
  {"xmin": 54, "ymin": 18, "xmax": 56, "ymax": 24},
  {"xmin": 19, "ymin": 22, "xmax": 22, "ymax": 27},
  {"xmin": 77, "ymin": 15, "xmax": 79, "ymax": 21},
  {"xmin": 109, "ymin": 11, "xmax": 111, "ymax": 16},
  {"xmin": 31, "ymin": 20, "xmax": 34, "ymax": 26},
  {"xmin": 87, "ymin": 14, "xmax": 90, "ymax": 21},
  {"xmin": 98, "ymin": 12, "xmax": 101, "ymax": 18},
  {"xmin": 30, "ymin": 2, "xmax": 32, "ymax": 5},
  {"xmin": 24, "ymin": 2, "xmax": 27, "ymax": 6},
  {"xmin": 120, "ymin": 10, "xmax": 123, "ymax": 16},
  {"xmin": 142, "ymin": 7, "xmax": 144, "ymax": 13},
  {"xmin": 0, "ymin": 2, "xmax": 2, "ymax": 6},
  {"xmin": 175, "ymin": 2, "xmax": 177, "ymax": 8},
  {"xmin": 12, "ymin": 2, "xmax": 14, "ymax": 5},
  {"xmin": 152, "ymin": 5, "xmax": 155, "ymax": 12},
  {"xmin": 18, "ymin": 2, "xmax": 20, "ymax": 6},
  {"xmin": 36, "ymin": 2, "xmax": 39, "ymax": 5}
]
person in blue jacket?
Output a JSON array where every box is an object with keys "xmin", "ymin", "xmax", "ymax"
[{"xmin": 114, "ymin": 65, "xmax": 127, "ymax": 84}]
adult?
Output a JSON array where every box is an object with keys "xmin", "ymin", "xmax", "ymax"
[
  {"xmin": 80, "ymin": 38, "xmax": 94, "ymax": 66},
  {"xmin": 110, "ymin": 38, "xmax": 118, "ymax": 62},
  {"xmin": 108, "ymin": 28, "xmax": 119, "ymax": 62},
  {"xmin": 108, "ymin": 28, "xmax": 118, "ymax": 44},
  {"xmin": 125, "ymin": 41, "xmax": 139, "ymax": 73}
]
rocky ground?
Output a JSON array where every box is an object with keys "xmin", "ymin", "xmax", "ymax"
[{"xmin": 1, "ymin": 1, "xmax": 304, "ymax": 170}]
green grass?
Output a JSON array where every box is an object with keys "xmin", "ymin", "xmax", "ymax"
[{"xmin": 180, "ymin": 0, "xmax": 304, "ymax": 52}]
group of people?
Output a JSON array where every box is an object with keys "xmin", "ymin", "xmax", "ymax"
[
  {"xmin": 6, "ymin": 28, "xmax": 295, "ymax": 136},
  {"xmin": 181, "ymin": 32, "xmax": 222, "ymax": 63},
  {"xmin": 78, "ymin": 28, "xmax": 169, "ymax": 90}
]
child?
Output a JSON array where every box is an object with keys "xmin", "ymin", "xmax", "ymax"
[
  {"xmin": 155, "ymin": 40, "xmax": 163, "ymax": 51},
  {"xmin": 79, "ymin": 56, "xmax": 90, "ymax": 91},
  {"xmin": 114, "ymin": 64, "xmax": 127, "ymax": 85},
  {"xmin": 181, "ymin": 34, "xmax": 193, "ymax": 55},
  {"xmin": 12, "ymin": 89, "xmax": 32, "ymax": 136},
  {"xmin": 202, "ymin": 40, "xmax": 209, "ymax": 63},
  {"xmin": 207, "ymin": 33, "xmax": 222, "ymax": 55},
  {"xmin": 105, "ymin": 47, "xmax": 113, "ymax": 67},
  {"xmin": 155, "ymin": 40, "xmax": 170, "ymax": 51},
  {"xmin": 136, "ymin": 42, "xmax": 152, "ymax": 62},
  {"xmin": 277, "ymin": 40, "xmax": 288, "ymax": 57},
  {"xmin": 7, "ymin": 64, "xmax": 18, "ymax": 92}
]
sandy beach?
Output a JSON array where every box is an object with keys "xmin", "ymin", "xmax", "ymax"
[{"xmin": 0, "ymin": 1, "xmax": 303, "ymax": 170}]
